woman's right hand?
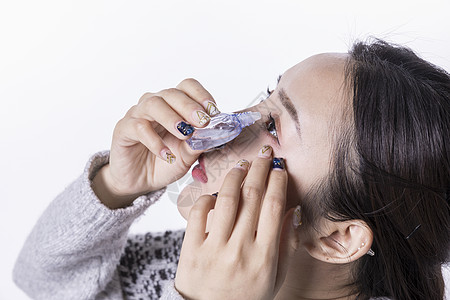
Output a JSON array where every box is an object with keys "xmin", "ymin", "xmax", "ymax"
[{"xmin": 92, "ymin": 78, "xmax": 220, "ymax": 208}]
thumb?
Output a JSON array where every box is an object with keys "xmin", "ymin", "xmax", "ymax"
[{"xmin": 274, "ymin": 207, "xmax": 300, "ymax": 294}]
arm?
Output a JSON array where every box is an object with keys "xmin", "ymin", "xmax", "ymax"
[
  {"xmin": 14, "ymin": 79, "xmax": 219, "ymax": 300},
  {"xmin": 13, "ymin": 151, "xmax": 166, "ymax": 300}
]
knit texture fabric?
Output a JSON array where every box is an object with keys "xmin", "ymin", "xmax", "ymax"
[
  {"xmin": 119, "ymin": 230, "xmax": 185, "ymax": 299},
  {"xmin": 13, "ymin": 151, "xmax": 184, "ymax": 299}
]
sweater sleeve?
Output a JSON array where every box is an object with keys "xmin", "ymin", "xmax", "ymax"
[
  {"xmin": 13, "ymin": 151, "xmax": 167, "ymax": 300},
  {"xmin": 160, "ymin": 280, "xmax": 185, "ymax": 300}
]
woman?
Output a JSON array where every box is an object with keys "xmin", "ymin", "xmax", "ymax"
[{"xmin": 14, "ymin": 39, "xmax": 450, "ymax": 299}]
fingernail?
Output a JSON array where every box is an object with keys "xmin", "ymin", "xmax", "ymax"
[
  {"xmin": 194, "ymin": 110, "xmax": 211, "ymax": 126},
  {"xmin": 258, "ymin": 145, "xmax": 272, "ymax": 158},
  {"xmin": 272, "ymin": 157, "xmax": 285, "ymax": 170},
  {"xmin": 177, "ymin": 121, "xmax": 195, "ymax": 136},
  {"xmin": 211, "ymin": 192, "xmax": 219, "ymax": 197},
  {"xmin": 234, "ymin": 159, "xmax": 250, "ymax": 170},
  {"xmin": 161, "ymin": 149, "xmax": 176, "ymax": 164},
  {"xmin": 204, "ymin": 101, "xmax": 221, "ymax": 117},
  {"xmin": 293, "ymin": 205, "xmax": 302, "ymax": 228}
]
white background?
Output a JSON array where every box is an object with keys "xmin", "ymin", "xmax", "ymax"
[{"xmin": 1, "ymin": 0, "xmax": 449, "ymax": 299}]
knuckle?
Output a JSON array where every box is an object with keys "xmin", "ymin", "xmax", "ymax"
[
  {"xmin": 160, "ymin": 87, "xmax": 180, "ymax": 97},
  {"xmin": 124, "ymin": 105, "xmax": 138, "ymax": 118},
  {"xmin": 242, "ymin": 184, "xmax": 263, "ymax": 200},
  {"xmin": 224, "ymin": 248, "xmax": 244, "ymax": 268},
  {"xmin": 178, "ymin": 77, "xmax": 198, "ymax": 87},
  {"xmin": 265, "ymin": 196, "xmax": 285, "ymax": 218},
  {"xmin": 138, "ymin": 92, "xmax": 153, "ymax": 103},
  {"xmin": 134, "ymin": 120, "xmax": 148, "ymax": 133},
  {"xmin": 217, "ymin": 194, "xmax": 238, "ymax": 211},
  {"xmin": 113, "ymin": 119, "xmax": 125, "ymax": 136},
  {"xmin": 139, "ymin": 95, "xmax": 161, "ymax": 109}
]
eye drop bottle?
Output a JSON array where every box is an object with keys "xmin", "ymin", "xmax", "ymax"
[{"xmin": 186, "ymin": 111, "xmax": 261, "ymax": 151}]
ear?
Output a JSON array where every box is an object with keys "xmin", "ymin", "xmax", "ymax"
[{"xmin": 304, "ymin": 219, "xmax": 373, "ymax": 264}]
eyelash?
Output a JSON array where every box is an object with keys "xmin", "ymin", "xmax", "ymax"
[
  {"xmin": 263, "ymin": 74, "xmax": 282, "ymax": 143},
  {"xmin": 266, "ymin": 113, "xmax": 279, "ymax": 142}
]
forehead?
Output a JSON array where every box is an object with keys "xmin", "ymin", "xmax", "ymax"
[
  {"xmin": 281, "ymin": 53, "xmax": 350, "ymax": 131},
  {"xmin": 282, "ymin": 53, "xmax": 349, "ymax": 107}
]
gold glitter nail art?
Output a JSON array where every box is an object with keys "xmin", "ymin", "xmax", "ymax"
[
  {"xmin": 196, "ymin": 110, "xmax": 211, "ymax": 126},
  {"xmin": 205, "ymin": 101, "xmax": 221, "ymax": 117},
  {"xmin": 258, "ymin": 145, "xmax": 272, "ymax": 158},
  {"xmin": 166, "ymin": 152, "xmax": 176, "ymax": 164},
  {"xmin": 235, "ymin": 159, "xmax": 250, "ymax": 170}
]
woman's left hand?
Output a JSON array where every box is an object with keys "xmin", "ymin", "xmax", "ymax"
[{"xmin": 175, "ymin": 146, "xmax": 300, "ymax": 300}]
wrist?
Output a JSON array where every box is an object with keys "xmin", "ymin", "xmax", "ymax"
[{"xmin": 91, "ymin": 164, "xmax": 141, "ymax": 209}]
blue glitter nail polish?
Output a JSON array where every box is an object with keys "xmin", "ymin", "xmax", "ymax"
[
  {"xmin": 272, "ymin": 157, "xmax": 285, "ymax": 169},
  {"xmin": 177, "ymin": 121, "xmax": 195, "ymax": 136}
]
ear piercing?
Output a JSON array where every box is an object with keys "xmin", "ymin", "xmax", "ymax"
[
  {"xmin": 357, "ymin": 242, "xmax": 365, "ymax": 251},
  {"xmin": 366, "ymin": 248, "xmax": 375, "ymax": 256},
  {"xmin": 358, "ymin": 242, "xmax": 375, "ymax": 256}
]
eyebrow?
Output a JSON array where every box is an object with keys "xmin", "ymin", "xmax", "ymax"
[{"xmin": 278, "ymin": 88, "xmax": 302, "ymax": 139}]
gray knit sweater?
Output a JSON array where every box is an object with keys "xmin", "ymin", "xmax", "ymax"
[
  {"xmin": 13, "ymin": 151, "xmax": 447, "ymax": 299},
  {"xmin": 13, "ymin": 151, "xmax": 184, "ymax": 300}
]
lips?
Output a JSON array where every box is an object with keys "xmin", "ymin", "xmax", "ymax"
[{"xmin": 192, "ymin": 154, "xmax": 208, "ymax": 183}]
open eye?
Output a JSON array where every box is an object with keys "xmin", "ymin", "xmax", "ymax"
[{"xmin": 266, "ymin": 113, "xmax": 278, "ymax": 139}]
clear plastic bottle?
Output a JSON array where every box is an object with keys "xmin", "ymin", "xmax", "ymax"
[{"xmin": 186, "ymin": 111, "xmax": 261, "ymax": 151}]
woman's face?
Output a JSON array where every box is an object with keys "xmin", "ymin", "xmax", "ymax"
[{"xmin": 178, "ymin": 53, "xmax": 349, "ymax": 218}]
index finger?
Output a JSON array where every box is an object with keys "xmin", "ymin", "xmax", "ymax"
[
  {"xmin": 208, "ymin": 159, "xmax": 250, "ymax": 243},
  {"xmin": 176, "ymin": 78, "xmax": 221, "ymax": 117},
  {"xmin": 256, "ymin": 158, "xmax": 288, "ymax": 246}
]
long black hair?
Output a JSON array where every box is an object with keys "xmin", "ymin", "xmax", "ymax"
[{"xmin": 316, "ymin": 39, "xmax": 450, "ymax": 299}]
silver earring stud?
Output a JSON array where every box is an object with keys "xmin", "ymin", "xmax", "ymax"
[
  {"xmin": 366, "ymin": 248, "xmax": 375, "ymax": 256},
  {"xmin": 357, "ymin": 242, "xmax": 366, "ymax": 251}
]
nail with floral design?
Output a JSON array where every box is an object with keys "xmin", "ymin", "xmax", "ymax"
[
  {"xmin": 203, "ymin": 101, "xmax": 221, "ymax": 117},
  {"xmin": 177, "ymin": 121, "xmax": 195, "ymax": 136}
]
